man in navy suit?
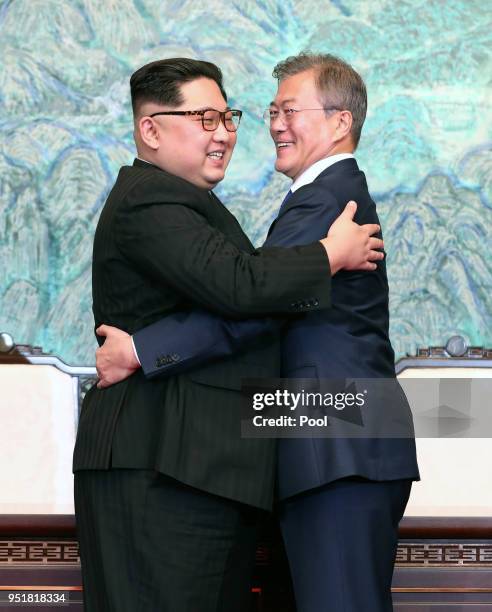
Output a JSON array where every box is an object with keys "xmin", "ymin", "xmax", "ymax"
[{"xmin": 97, "ymin": 53, "xmax": 419, "ymax": 611}]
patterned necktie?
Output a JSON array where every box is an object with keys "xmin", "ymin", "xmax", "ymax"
[
  {"xmin": 277, "ymin": 189, "xmax": 293, "ymax": 216},
  {"xmin": 266, "ymin": 189, "xmax": 293, "ymax": 238}
]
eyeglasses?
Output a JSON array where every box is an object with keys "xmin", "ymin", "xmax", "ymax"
[
  {"xmin": 149, "ymin": 109, "xmax": 242, "ymax": 132},
  {"xmin": 262, "ymin": 107, "xmax": 341, "ymax": 125}
]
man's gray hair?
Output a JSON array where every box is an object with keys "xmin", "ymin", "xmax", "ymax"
[{"xmin": 272, "ymin": 52, "xmax": 367, "ymax": 148}]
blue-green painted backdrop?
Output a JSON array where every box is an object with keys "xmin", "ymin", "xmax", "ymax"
[{"xmin": 0, "ymin": 0, "xmax": 491, "ymax": 364}]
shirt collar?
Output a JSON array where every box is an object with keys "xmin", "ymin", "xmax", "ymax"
[{"xmin": 290, "ymin": 153, "xmax": 355, "ymax": 193}]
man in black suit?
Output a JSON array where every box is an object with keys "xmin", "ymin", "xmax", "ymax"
[
  {"xmin": 97, "ymin": 53, "xmax": 420, "ymax": 611},
  {"xmin": 74, "ymin": 57, "xmax": 384, "ymax": 612}
]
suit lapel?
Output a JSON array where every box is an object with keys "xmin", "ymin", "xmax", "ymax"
[
  {"xmin": 267, "ymin": 158, "xmax": 360, "ymax": 237},
  {"xmin": 206, "ymin": 190, "xmax": 256, "ymax": 251},
  {"xmin": 130, "ymin": 160, "xmax": 253, "ymax": 252}
]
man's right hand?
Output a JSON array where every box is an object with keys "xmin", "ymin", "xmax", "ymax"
[
  {"xmin": 95, "ymin": 325, "xmax": 141, "ymax": 388},
  {"xmin": 320, "ymin": 201, "xmax": 384, "ymax": 275}
]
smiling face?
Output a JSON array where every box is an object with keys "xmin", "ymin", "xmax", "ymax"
[
  {"xmin": 137, "ymin": 77, "xmax": 236, "ymax": 189},
  {"xmin": 270, "ymin": 69, "xmax": 344, "ymax": 181}
]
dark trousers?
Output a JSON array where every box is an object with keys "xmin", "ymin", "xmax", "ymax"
[
  {"xmin": 279, "ymin": 477, "xmax": 412, "ymax": 612},
  {"xmin": 74, "ymin": 469, "xmax": 260, "ymax": 612}
]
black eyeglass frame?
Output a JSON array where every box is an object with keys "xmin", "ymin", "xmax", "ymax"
[{"xmin": 149, "ymin": 109, "xmax": 242, "ymax": 132}]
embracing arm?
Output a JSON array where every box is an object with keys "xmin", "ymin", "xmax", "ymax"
[
  {"xmin": 115, "ymin": 198, "xmax": 331, "ymax": 318},
  {"xmin": 133, "ymin": 310, "xmax": 281, "ymax": 379},
  {"xmin": 132, "ymin": 191, "xmax": 383, "ymax": 379},
  {"xmin": 131, "ymin": 191, "xmax": 345, "ymax": 379},
  {"xmin": 95, "ymin": 193, "xmax": 328, "ymax": 387},
  {"xmin": 96, "ymin": 198, "xmax": 383, "ymax": 386}
]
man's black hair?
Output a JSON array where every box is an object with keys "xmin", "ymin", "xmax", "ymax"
[{"xmin": 130, "ymin": 58, "xmax": 227, "ymax": 115}]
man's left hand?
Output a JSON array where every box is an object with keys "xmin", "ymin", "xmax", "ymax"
[{"xmin": 95, "ymin": 325, "xmax": 140, "ymax": 388}]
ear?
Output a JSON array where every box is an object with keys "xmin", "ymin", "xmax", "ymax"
[
  {"xmin": 334, "ymin": 110, "xmax": 353, "ymax": 142},
  {"xmin": 138, "ymin": 116, "xmax": 160, "ymax": 151}
]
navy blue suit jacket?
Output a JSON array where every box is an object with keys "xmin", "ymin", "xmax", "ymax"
[{"xmin": 134, "ymin": 158, "xmax": 420, "ymax": 499}]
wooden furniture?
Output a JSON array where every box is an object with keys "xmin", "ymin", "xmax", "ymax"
[{"xmin": 1, "ymin": 334, "xmax": 491, "ymax": 610}]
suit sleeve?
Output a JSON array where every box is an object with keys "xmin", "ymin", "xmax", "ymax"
[
  {"xmin": 133, "ymin": 310, "xmax": 281, "ymax": 379},
  {"xmin": 115, "ymin": 196, "xmax": 331, "ymax": 318},
  {"xmin": 133, "ymin": 186, "xmax": 341, "ymax": 379}
]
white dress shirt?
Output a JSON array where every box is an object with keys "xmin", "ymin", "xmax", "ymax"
[{"xmin": 290, "ymin": 153, "xmax": 354, "ymax": 192}]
